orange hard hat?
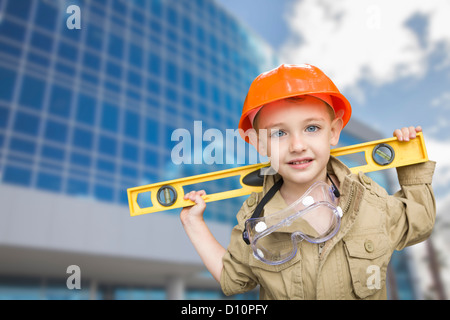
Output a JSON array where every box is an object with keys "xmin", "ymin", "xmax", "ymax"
[{"xmin": 238, "ymin": 64, "xmax": 352, "ymax": 142}]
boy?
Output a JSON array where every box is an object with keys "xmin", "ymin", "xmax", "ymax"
[{"xmin": 180, "ymin": 64, "xmax": 436, "ymax": 299}]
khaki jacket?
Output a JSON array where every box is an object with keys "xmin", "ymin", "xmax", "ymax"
[{"xmin": 220, "ymin": 156, "xmax": 436, "ymax": 300}]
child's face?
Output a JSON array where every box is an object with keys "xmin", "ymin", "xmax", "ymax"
[{"xmin": 254, "ymin": 96, "xmax": 343, "ymax": 186}]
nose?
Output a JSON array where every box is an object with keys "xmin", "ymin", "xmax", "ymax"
[{"xmin": 289, "ymin": 134, "xmax": 306, "ymax": 153}]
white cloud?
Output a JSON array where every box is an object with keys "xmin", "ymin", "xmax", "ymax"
[
  {"xmin": 431, "ymin": 92, "xmax": 450, "ymax": 110},
  {"xmin": 281, "ymin": 0, "xmax": 450, "ymax": 94},
  {"xmin": 426, "ymin": 137, "xmax": 450, "ymax": 190}
]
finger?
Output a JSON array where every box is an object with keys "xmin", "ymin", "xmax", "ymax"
[
  {"xmin": 393, "ymin": 129, "xmax": 403, "ymax": 141},
  {"xmin": 193, "ymin": 193, "xmax": 207, "ymax": 209},
  {"xmin": 409, "ymin": 126, "xmax": 416, "ymax": 139},
  {"xmin": 183, "ymin": 191, "xmax": 192, "ymax": 200},
  {"xmin": 184, "ymin": 191, "xmax": 197, "ymax": 201},
  {"xmin": 415, "ymin": 125, "xmax": 422, "ymax": 133},
  {"xmin": 401, "ymin": 127, "xmax": 410, "ymax": 141}
]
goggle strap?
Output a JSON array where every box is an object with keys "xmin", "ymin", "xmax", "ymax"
[
  {"xmin": 242, "ymin": 178, "xmax": 283, "ymax": 245},
  {"xmin": 327, "ymin": 173, "xmax": 340, "ymax": 198},
  {"xmin": 250, "ymin": 178, "xmax": 284, "ymax": 220}
]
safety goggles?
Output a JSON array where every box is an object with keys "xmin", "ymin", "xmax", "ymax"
[{"xmin": 242, "ymin": 180, "xmax": 342, "ymax": 265}]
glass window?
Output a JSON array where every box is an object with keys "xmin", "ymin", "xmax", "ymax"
[
  {"xmin": 95, "ymin": 184, "xmax": 114, "ymax": 201},
  {"xmin": 19, "ymin": 75, "xmax": 45, "ymax": 110},
  {"xmin": 55, "ymin": 62, "xmax": 76, "ymax": 79},
  {"xmin": 13, "ymin": 112, "xmax": 40, "ymax": 136},
  {"xmin": 212, "ymin": 85, "xmax": 220, "ymax": 105},
  {"xmin": 197, "ymin": 77, "xmax": 207, "ymax": 99},
  {"xmin": 37, "ymin": 172, "xmax": 62, "ymax": 192},
  {"xmin": 44, "ymin": 120, "xmax": 68, "ymax": 143},
  {"xmin": 0, "ymin": 67, "xmax": 16, "ymax": 102},
  {"xmin": 126, "ymin": 88, "xmax": 140, "ymax": 102},
  {"xmin": 129, "ymin": 43, "xmax": 143, "ymax": 68},
  {"xmin": 27, "ymin": 51, "xmax": 50, "ymax": 70},
  {"xmin": 76, "ymin": 94, "xmax": 96, "ymax": 125},
  {"xmin": 209, "ymin": 34, "xmax": 218, "ymax": 52},
  {"xmin": 150, "ymin": 0, "xmax": 162, "ymax": 16},
  {"xmin": 6, "ymin": 0, "xmax": 31, "ymax": 20},
  {"xmin": 58, "ymin": 42, "xmax": 78, "ymax": 63},
  {"xmin": 0, "ymin": 40, "xmax": 22, "ymax": 60},
  {"xmin": 146, "ymin": 78, "xmax": 160, "ymax": 96},
  {"xmin": 3, "ymin": 166, "xmax": 31, "ymax": 186},
  {"xmin": 0, "ymin": 107, "xmax": 9, "ymax": 128},
  {"xmin": 112, "ymin": 0, "xmax": 126, "ymax": 13},
  {"xmin": 122, "ymin": 142, "xmax": 138, "ymax": 162},
  {"xmin": 196, "ymin": 25, "xmax": 205, "ymax": 43},
  {"xmin": 41, "ymin": 144, "xmax": 65, "ymax": 161},
  {"xmin": 144, "ymin": 149, "xmax": 158, "ymax": 167},
  {"xmin": 165, "ymin": 87, "xmax": 177, "ymax": 103},
  {"xmin": 72, "ymin": 127, "xmax": 93, "ymax": 150},
  {"xmin": 49, "ymin": 85, "xmax": 72, "ymax": 118},
  {"xmin": 105, "ymin": 80, "xmax": 120, "ymax": 93},
  {"xmin": 145, "ymin": 118, "xmax": 159, "ymax": 144},
  {"xmin": 147, "ymin": 52, "xmax": 161, "ymax": 75},
  {"xmin": 83, "ymin": 51, "xmax": 101, "ymax": 71},
  {"xmin": 35, "ymin": 1, "xmax": 58, "ymax": 31},
  {"xmin": 121, "ymin": 164, "xmax": 137, "ymax": 178},
  {"xmin": 108, "ymin": 34, "xmax": 124, "ymax": 60},
  {"xmin": 181, "ymin": 15, "xmax": 192, "ymax": 35},
  {"xmin": 10, "ymin": 137, "xmax": 36, "ymax": 155},
  {"xmin": 0, "ymin": 20, "xmax": 26, "ymax": 43},
  {"xmin": 30, "ymin": 31, "xmax": 53, "ymax": 53},
  {"xmin": 85, "ymin": 25, "xmax": 104, "ymax": 52},
  {"xmin": 106, "ymin": 61, "xmax": 122, "ymax": 79},
  {"xmin": 81, "ymin": 71, "xmax": 99, "ymax": 86},
  {"xmin": 98, "ymin": 135, "xmax": 117, "ymax": 156},
  {"xmin": 96, "ymin": 158, "xmax": 115, "ymax": 174},
  {"xmin": 101, "ymin": 103, "xmax": 119, "ymax": 132},
  {"xmin": 132, "ymin": 8, "xmax": 145, "ymax": 24},
  {"xmin": 182, "ymin": 69, "xmax": 193, "ymax": 91},
  {"xmin": 167, "ymin": 6, "xmax": 178, "ymax": 26},
  {"xmin": 66, "ymin": 178, "xmax": 89, "ymax": 196},
  {"xmin": 124, "ymin": 111, "xmax": 139, "ymax": 139},
  {"xmin": 127, "ymin": 70, "xmax": 142, "ymax": 88},
  {"xmin": 70, "ymin": 151, "xmax": 91, "ymax": 168}
]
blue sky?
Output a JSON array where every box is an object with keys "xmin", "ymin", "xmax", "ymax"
[{"xmin": 217, "ymin": 0, "xmax": 450, "ymax": 204}]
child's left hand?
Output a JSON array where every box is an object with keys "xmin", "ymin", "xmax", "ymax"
[{"xmin": 393, "ymin": 126, "xmax": 422, "ymax": 141}]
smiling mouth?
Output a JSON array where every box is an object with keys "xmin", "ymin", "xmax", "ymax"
[{"xmin": 288, "ymin": 159, "xmax": 312, "ymax": 165}]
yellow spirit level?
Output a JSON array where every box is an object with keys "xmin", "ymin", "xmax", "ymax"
[{"xmin": 127, "ymin": 132, "xmax": 428, "ymax": 216}]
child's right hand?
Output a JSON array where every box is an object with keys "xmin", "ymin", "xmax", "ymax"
[{"xmin": 180, "ymin": 190, "xmax": 207, "ymax": 225}]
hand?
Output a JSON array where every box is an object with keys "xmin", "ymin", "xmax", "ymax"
[
  {"xmin": 393, "ymin": 126, "xmax": 422, "ymax": 142},
  {"xmin": 180, "ymin": 190, "xmax": 207, "ymax": 225}
]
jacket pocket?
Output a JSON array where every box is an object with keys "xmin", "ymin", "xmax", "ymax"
[
  {"xmin": 248, "ymin": 249, "xmax": 302, "ymax": 299},
  {"xmin": 343, "ymin": 233, "xmax": 390, "ymax": 299}
]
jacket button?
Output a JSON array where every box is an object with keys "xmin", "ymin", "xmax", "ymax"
[
  {"xmin": 247, "ymin": 196, "xmax": 256, "ymax": 207},
  {"xmin": 365, "ymin": 240, "xmax": 374, "ymax": 253},
  {"xmin": 362, "ymin": 175, "xmax": 371, "ymax": 185}
]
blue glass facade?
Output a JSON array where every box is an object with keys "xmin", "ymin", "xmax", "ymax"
[
  {"xmin": 0, "ymin": 0, "xmax": 415, "ymax": 300},
  {"xmin": 0, "ymin": 0, "xmax": 276, "ymax": 225}
]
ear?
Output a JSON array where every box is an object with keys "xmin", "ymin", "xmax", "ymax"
[
  {"xmin": 247, "ymin": 128, "xmax": 268, "ymax": 157},
  {"xmin": 330, "ymin": 117, "xmax": 343, "ymax": 146}
]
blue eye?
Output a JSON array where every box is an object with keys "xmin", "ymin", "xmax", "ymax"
[
  {"xmin": 306, "ymin": 125, "xmax": 319, "ymax": 132},
  {"xmin": 271, "ymin": 130, "xmax": 286, "ymax": 138}
]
